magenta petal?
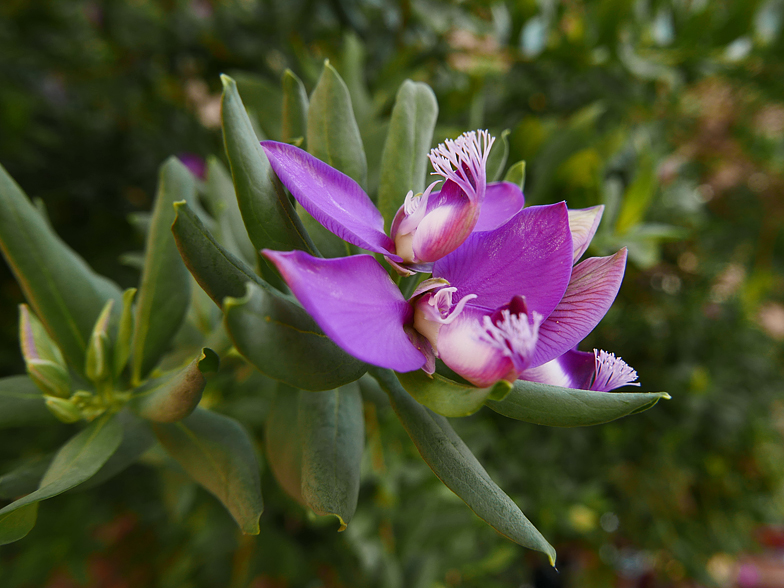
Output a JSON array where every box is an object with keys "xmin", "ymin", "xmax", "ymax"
[
  {"xmin": 436, "ymin": 306, "xmax": 514, "ymax": 388},
  {"xmin": 530, "ymin": 249, "xmax": 627, "ymax": 367},
  {"xmin": 413, "ymin": 181, "xmax": 478, "ymax": 262},
  {"xmin": 518, "ymin": 349, "xmax": 595, "ymax": 389},
  {"xmin": 260, "ymin": 141, "xmax": 399, "ymax": 260},
  {"xmin": 262, "ymin": 250, "xmax": 425, "ymax": 372},
  {"xmin": 568, "ymin": 205, "xmax": 604, "ymax": 263},
  {"xmin": 474, "ymin": 182, "xmax": 525, "ymax": 232},
  {"xmin": 434, "ymin": 203, "xmax": 573, "ymax": 319}
]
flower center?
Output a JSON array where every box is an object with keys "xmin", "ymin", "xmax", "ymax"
[
  {"xmin": 591, "ymin": 350, "xmax": 640, "ymax": 392},
  {"xmin": 412, "ymin": 283, "xmax": 477, "ymax": 351},
  {"xmin": 479, "ymin": 307, "xmax": 543, "ymax": 373},
  {"xmin": 428, "ymin": 130, "xmax": 494, "ymax": 202}
]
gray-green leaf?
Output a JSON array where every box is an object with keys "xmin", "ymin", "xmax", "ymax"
[
  {"xmin": 220, "ymin": 74, "xmax": 317, "ymax": 289},
  {"xmin": 377, "ymin": 80, "xmax": 439, "ymax": 229},
  {"xmin": 299, "ymin": 383, "xmax": 363, "ymax": 529},
  {"xmin": 223, "ymin": 282, "xmax": 367, "ymax": 391},
  {"xmin": 486, "ymin": 380, "xmax": 670, "ymax": 427},
  {"xmin": 282, "ymin": 69, "xmax": 309, "ymax": 144},
  {"xmin": 154, "ymin": 408, "xmax": 263, "ymax": 534},
  {"xmin": 130, "ymin": 348, "xmax": 218, "ymax": 423},
  {"xmin": 307, "ymin": 62, "xmax": 367, "ymax": 189},
  {"xmin": 0, "ymin": 413, "xmax": 123, "ymax": 519},
  {"xmin": 370, "ymin": 367, "xmax": 556, "ymax": 565},
  {"xmin": 0, "ymin": 503, "xmax": 38, "ymax": 545},
  {"xmin": 0, "ymin": 163, "xmax": 122, "ymax": 374},
  {"xmin": 131, "ymin": 157, "xmax": 195, "ymax": 383},
  {"xmin": 265, "ymin": 386, "xmax": 304, "ymax": 504},
  {"xmin": 0, "ymin": 376, "xmax": 55, "ymax": 428},
  {"xmin": 396, "ymin": 370, "xmax": 510, "ymax": 418}
]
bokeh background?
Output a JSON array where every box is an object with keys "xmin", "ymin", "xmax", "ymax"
[{"xmin": 1, "ymin": 0, "xmax": 784, "ymax": 586}]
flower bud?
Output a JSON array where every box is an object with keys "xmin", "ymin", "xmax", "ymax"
[
  {"xmin": 44, "ymin": 396, "xmax": 82, "ymax": 423},
  {"xmin": 19, "ymin": 304, "xmax": 71, "ymax": 397},
  {"xmin": 85, "ymin": 299, "xmax": 114, "ymax": 384}
]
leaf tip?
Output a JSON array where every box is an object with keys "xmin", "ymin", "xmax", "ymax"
[
  {"xmin": 220, "ymin": 74, "xmax": 235, "ymax": 91},
  {"xmin": 197, "ymin": 348, "xmax": 220, "ymax": 374}
]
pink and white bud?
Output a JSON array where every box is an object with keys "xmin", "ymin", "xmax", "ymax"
[{"xmin": 391, "ymin": 130, "xmax": 495, "ymax": 265}]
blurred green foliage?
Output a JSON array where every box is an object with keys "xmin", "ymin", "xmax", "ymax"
[{"xmin": 2, "ymin": 0, "xmax": 784, "ymax": 586}]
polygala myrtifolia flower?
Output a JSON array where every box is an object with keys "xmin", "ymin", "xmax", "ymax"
[{"xmin": 260, "ymin": 131, "xmax": 639, "ymax": 391}]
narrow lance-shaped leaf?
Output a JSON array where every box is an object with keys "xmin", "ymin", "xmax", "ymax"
[
  {"xmin": 172, "ymin": 201, "xmax": 367, "ymax": 389},
  {"xmin": 0, "ymin": 504, "xmax": 38, "ymax": 546},
  {"xmin": 307, "ymin": 61, "xmax": 367, "ymax": 189},
  {"xmin": 153, "ymin": 408, "xmax": 263, "ymax": 534},
  {"xmin": 0, "ymin": 164, "xmax": 121, "ymax": 373},
  {"xmin": 224, "ymin": 283, "xmax": 367, "ymax": 391},
  {"xmin": 504, "ymin": 161, "xmax": 526, "ymax": 192},
  {"xmin": 486, "ymin": 380, "xmax": 670, "ymax": 427},
  {"xmin": 131, "ymin": 157, "xmax": 195, "ymax": 384},
  {"xmin": 282, "ymin": 69, "xmax": 309, "ymax": 144},
  {"xmin": 486, "ymin": 129, "xmax": 511, "ymax": 182},
  {"xmin": 265, "ymin": 386, "xmax": 304, "ymax": 504},
  {"xmin": 78, "ymin": 411, "xmax": 155, "ymax": 489},
  {"xmin": 203, "ymin": 157, "xmax": 257, "ymax": 267},
  {"xmin": 396, "ymin": 370, "xmax": 510, "ymax": 418},
  {"xmin": 0, "ymin": 376, "xmax": 56, "ymax": 429},
  {"xmin": 299, "ymin": 383, "xmax": 364, "ymax": 529},
  {"xmin": 0, "ymin": 414, "xmax": 123, "ymax": 519},
  {"xmin": 113, "ymin": 288, "xmax": 136, "ymax": 379},
  {"xmin": 19, "ymin": 305, "xmax": 70, "ymax": 398},
  {"xmin": 369, "ymin": 367, "xmax": 556, "ymax": 565},
  {"xmin": 220, "ymin": 74, "xmax": 317, "ymax": 289},
  {"xmin": 130, "ymin": 348, "xmax": 219, "ymax": 423},
  {"xmin": 377, "ymin": 80, "xmax": 439, "ymax": 228},
  {"xmin": 281, "ymin": 69, "xmax": 349, "ymax": 258},
  {"xmin": 85, "ymin": 299, "xmax": 114, "ymax": 384}
]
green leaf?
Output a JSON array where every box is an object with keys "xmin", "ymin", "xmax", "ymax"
[
  {"xmin": 79, "ymin": 411, "xmax": 155, "ymax": 489},
  {"xmin": 307, "ymin": 61, "xmax": 367, "ymax": 189},
  {"xmin": 220, "ymin": 74, "xmax": 317, "ymax": 289},
  {"xmin": 282, "ymin": 69, "xmax": 309, "ymax": 144},
  {"xmin": 85, "ymin": 298, "xmax": 114, "ymax": 384},
  {"xmin": 395, "ymin": 370, "xmax": 510, "ymax": 418},
  {"xmin": 486, "ymin": 380, "xmax": 670, "ymax": 427},
  {"xmin": 0, "ymin": 414, "xmax": 123, "ymax": 518},
  {"xmin": 18, "ymin": 305, "xmax": 71, "ymax": 398},
  {"xmin": 203, "ymin": 157, "xmax": 257, "ymax": 267},
  {"xmin": 265, "ymin": 386, "xmax": 304, "ymax": 504},
  {"xmin": 223, "ymin": 282, "xmax": 367, "ymax": 391},
  {"xmin": 153, "ymin": 408, "xmax": 263, "ymax": 534},
  {"xmin": 615, "ymin": 154, "xmax": 657, "ymax": 234},
  {"xmin": 0, "ymin": 376, "xmax": 54, "ymax": 428},
  {"xmin": 131, "ymin": 157, "xmax": 195, "ymax": 384},
  {"xmin": 130, "ymin": 348, "xmax": 218, "ymax": 423},
  {"xmin": 369, "ymin": 367, "xmax": 556, "ymax": 565},
  {"xmin": 504, "ymin": 161, "xmax": 526, "ymax": 191},
  {"xmin": 377, "ymin": 80, "xmax": 439, "ymax": 228},
  {"xmin": 231, "ymin": 72, "xmax": 283, "ymax": 141},
  {"xmin": 0, "ymin": 503, "xmax": 38, "ymax": 545},
  {"xmin": 0, "ymin": 455, "xmax": 51, "ymax": 500},
  {"xmin": 0, "ymin": 163, "xmax": 122, "ymax": 374},
  {"xmin": 486, "ymin": 129, "xmax": 511, "ymax": 183},
  {"xmin": 113, "ymin": 288, "xmax": 136, "ymax": 379},
  {"xmin": 172, "ymin": 200, "xmax": 265, "ymax": 308},
  {"xmin": 299, "ymin": 383, "xmax": 363, "ymax": 529}
]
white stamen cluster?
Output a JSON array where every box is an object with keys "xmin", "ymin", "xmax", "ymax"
[
  {"xmin": 480, "ymin": 309, "xmax": 543, "ymax": 370},
  {"xmin": 428, "ymin": 130, "xmax": 494, "ymax": 202},
  {"xmin": 428, "ymin": 287, "xmax": 477, "ymax": 325},
  {"xmin": 591, "ymin": 349, "xmax": 639, "ymax": 391}
]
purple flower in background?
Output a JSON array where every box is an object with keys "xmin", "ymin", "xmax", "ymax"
[
  {"xmin": 178, "ymin": 153, "xmax": 207, "ymax": 180},
  {"xmin": 261, "ymin": 131, "xmax": 638, "ymax": 392}
]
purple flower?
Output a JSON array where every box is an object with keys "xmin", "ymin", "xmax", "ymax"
[
  {"xmin": 261, "ymin": 130, "xmax": 522, "ymax": 273},
  {"xmin": 260, "ymin": 132, "xmax": 638, "ymax": 393}
]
